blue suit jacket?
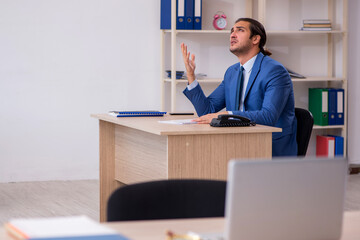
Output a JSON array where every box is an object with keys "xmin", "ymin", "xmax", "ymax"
[{"xmin": 183, "ymin": 52, "xmax": 297, "ymax": 156}]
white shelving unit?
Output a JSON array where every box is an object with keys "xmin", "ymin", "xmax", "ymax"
[{"xmin": 160, "ymin": 0, "xmax": 348, "ymax": 155}]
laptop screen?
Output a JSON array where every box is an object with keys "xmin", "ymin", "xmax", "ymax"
[{"xmin": 225, "ymin": 157, "xmax": 347, "ymax": 240}]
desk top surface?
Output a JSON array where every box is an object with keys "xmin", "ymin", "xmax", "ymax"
[
  {"xmin": 91, "ymin": 113, "xmax": 282, "ymax": 136},
  {"xmin": 107, "ymin": 211, "xmax": 360, "ymax": 240},
  {"xmin": 1, "ymin": 211, "xmax": 359, "ymax": 240}
]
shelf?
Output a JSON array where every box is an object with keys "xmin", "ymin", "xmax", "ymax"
[
  {"xmin": 164, "ymin": 78, "xmax": 222, "ymax": 83},
  {"xmin": 291, "ymin": 77, "xmax": 344, "ymax": 82},
  {"xmin": 163, "ymin": 29, "xmax": 230, "ymax": 34},
  {"xmin": 163, "ymin": 30, "xmax": 344, "ymax": 35},
  {"xmin": 267, "ymin": 30, "xmax": 344, "ymax": 35},
  {"xmin": 164, "ymin": 77, "xmax": 344, "ymax": 84},
  {"xmin": 160, "ymin": 0, "xmax": 348, "ymax": 156},
  {"xmin": 313, "ymin": 125, "xmax": 345, "ymax": 130}
]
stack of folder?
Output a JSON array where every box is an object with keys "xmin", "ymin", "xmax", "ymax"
[
  {"xmin": 308, "ymin": 88, "xmax": 344, "ymax": 126},
  {"xmin": 161, "ymin": 0, "xmax": 202, "ymax": 30},
  {"xmin": 316, "ymin": 135, "xmax": 344, "ymax": 157}
]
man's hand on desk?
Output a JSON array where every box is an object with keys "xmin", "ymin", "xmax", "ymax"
[{"xmin": 193, "ymin": 111, "xmax": 228, "ymax": 124}]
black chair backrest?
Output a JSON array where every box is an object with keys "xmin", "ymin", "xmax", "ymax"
[
  {"xmin": 107, "ymin": 179, "xmax": 226, "ymax": 221},
  {"xmin": 295, "ymin": 107, "xmax": 314, "ymax": 156}
]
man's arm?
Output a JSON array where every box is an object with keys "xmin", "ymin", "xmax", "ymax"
[
  {"xmin": 182, "ymin": 43, "xmax": 227, "ymax": 117},
  {"xmin": 181, "ymin": 43, "xmax": 196, "ymax": 84}
]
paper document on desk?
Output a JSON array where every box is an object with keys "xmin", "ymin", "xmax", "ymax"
[
  {"xmin": 5, "ymin": 215, "xmax": 129, "ymax": 239},
  {"xmin": 158, "ymin": 119, "xmax": 197, "ymax": 125}
]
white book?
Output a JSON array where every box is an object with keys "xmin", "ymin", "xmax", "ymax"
[
  {"xmin": 301, "ymin": 27, "xmax": 332, "ymax": 31},
  {"xmin": 4, "ymin": 215, "xmax": 128, "ymax": 240}
]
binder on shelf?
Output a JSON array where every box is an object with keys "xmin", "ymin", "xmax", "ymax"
[
  {"xmin": 109, "ymin": 111, "xmax": 167, "ymax": 117},
  {"xmin": 184, "ymin": 0, "xmax": 194, "ymax": 29},
  {"xmin": 316, "ymin": 135, "xmax": 335, "ymax": 157},
  {"xmin": 160, "ymin": 0, "xmax": 171, "ymax": 29},
  {"xmin": 309, "ymin": 88, "xmax": 328, "ymax": 126},
  {"xmin": 328, "ymin": 88, "xmax": 345, "ymax": 125},
  {"xmin": 336, "ymin": 88, "xmax": 344, "ymax": 125},
  {"xmin": 161, "ymin": 0, "xmax": 189, "ymax": 30},
  {"xmin": 177, "ymin": 0, "xmax": 186, "ymax": 29},
  {"xmin": 194, "ymin": 0, "xmax": 202, "ymax": 29},
  {"xmin": 329, "ymin": 135, "xmax": 344, "ymax": 156},
  {"xmin": 328, "ymin": 88, "xmax": 337, "ymax": 125}
]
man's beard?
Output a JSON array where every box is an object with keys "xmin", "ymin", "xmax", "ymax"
[{"xmin": 229, "ymin": 41, "xmax": 252, "ymax": 56}]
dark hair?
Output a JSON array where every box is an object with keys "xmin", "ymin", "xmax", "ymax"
[{"xmin": 235, "ymin": 18, "xmax": 272, "ymax": 56}]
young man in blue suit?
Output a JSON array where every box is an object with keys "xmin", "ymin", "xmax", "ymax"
[{"xmin": 181, "ymin": 18, "xmax": 297, "ymax": 156}]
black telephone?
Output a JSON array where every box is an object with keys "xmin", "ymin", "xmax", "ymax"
[{"xmin": 210, "ymin": 114, "xmax": 256, "ymax": 127}]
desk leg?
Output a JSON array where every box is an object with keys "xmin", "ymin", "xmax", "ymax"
[{"xmin": 99, "ymin": 120, "xmax": 123, "ymax": 222}]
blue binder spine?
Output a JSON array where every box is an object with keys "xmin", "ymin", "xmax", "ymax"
[
  {"xmin": 177, "ymin": 0, "xmax": 185, "ymax": 29},
  {"xmin": 329, "ymin": 135, "xmax": 344, "ymax": 156},
  {"xmin": 185, "ymin": 0, "xmax": 194, "ymax": 29},
  {"xmin": 336, "ymin": 88, "xmax": 344, "ymax": 125},
  {"xmin": 109, "ymin": 111, "xmax": 167, "ymax": 117},
  {"xmin": 160, "ymin": 0, "xmax": 171, "ymax": 29},
  {"xmin": 194, "ymin": 0, "xmax": 202, "ymax": 29},
  {"xmin": 328, "ymin": 88, "xmax": 337, "ymax": 125}
]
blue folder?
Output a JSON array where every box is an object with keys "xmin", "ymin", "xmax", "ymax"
[
  {"xmin": 177, "ymin": 0, "xmax": 186, "ymax": 29},
  {"xmin": 328, "ymin": 88, "xmax": 337, "ymax": 125},
  {"xmin": 335, "ymin": 88, "xmax": 344, "ymax": 125},
  {"xmin": 160, "ymin": 0, "xmax": 171, "ymax": 29},
  {"xmin": 194, "ymin": 0, "xmax": 202, "ymax": 29},
  {"xmin": 184, "ymin": 0, "xmax": 194, "ymax": 29},
  {"xmin": 328, "ymin": 135, "xmax": 344, "ymax": 156},
  {"xmin": 109, "ymin": 111, "xmax": 167, "ymax": 117}
]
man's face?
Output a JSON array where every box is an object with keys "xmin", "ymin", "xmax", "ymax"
[{"xmin": 229, "ymin": 21, "xmax": 255, "ymax": 56}]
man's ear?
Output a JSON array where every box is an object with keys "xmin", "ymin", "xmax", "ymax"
[{"xmin": 252, "ymin": 35, "xmax": 261, "ymax": 45}]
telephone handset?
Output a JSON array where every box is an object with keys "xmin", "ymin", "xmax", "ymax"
[{"xmin": 210, "ymin": 114, "xmax": 256, "ymax": 127}]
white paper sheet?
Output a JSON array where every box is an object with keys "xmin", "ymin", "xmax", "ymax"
[{"xmin": 158, "ymin": 119, "xmax": 197, "ymax": 125}]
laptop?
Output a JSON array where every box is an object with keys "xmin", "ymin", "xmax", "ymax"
[{"xmin": 224, "ymin": 157, "xmax": 348, "ymax": 240}]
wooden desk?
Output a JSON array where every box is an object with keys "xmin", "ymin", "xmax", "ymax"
[
  {"xmin": 91, "ymin": 113, "xmax": 281, "ymax": 221},
  {"xmin": 1, "ymin": 211, "xmax": 359, "ymax": 239},
  {"xmin": 106, "ymin": 211, "xmax": 360, "ymax": 240}
]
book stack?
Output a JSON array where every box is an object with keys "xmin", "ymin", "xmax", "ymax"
[{"xmin": 301, "ymin": 19, "xmax": 332, "ymax": 31}]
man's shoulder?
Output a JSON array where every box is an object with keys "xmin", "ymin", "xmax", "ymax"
[
  {"xmin": 227, "ymin": 62, "xmax": 240, "ymax": 71},
  {"xmin": 262, "ymin": 55, "xmax": 286, "ymax": 69},
  {"xmin": 224, "ymin": 62, "xmax": 240, "ymax": 76}
]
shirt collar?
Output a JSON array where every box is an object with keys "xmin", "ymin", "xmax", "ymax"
[{"xmin": 240, "ymin": 53, "xmax": 258, "ymax": 74}]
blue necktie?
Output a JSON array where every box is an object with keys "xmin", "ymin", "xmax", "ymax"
[{"xmin": 235, "ymin": 66, "xmax": 244, "ymax": 110}]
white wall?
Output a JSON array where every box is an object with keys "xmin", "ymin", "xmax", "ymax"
[
  {"xmin": 347, "ymin": 0, "xmax": 360, "ymax": 164},
  {"xmin": 1, "ymin": 0, "xmax": 359, "ymax": 182},
  {"xmin": 0, "ymin": 0, "xmax": 162, "ymax": 182}
]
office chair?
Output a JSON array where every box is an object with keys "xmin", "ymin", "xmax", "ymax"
[
  {"xmin": 107, "ymin": 179, "xmax": 227, "ymax": 221},
  {"xmin": 295, "ymin": 107, "xmax": 314, "ymax": 156}
]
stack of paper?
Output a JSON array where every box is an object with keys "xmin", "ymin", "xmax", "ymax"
[
  {"xmin": 4, "ymin": 215, "xmax": 129, "ymax": 240},
  {"xmin": 158, "ymin": 119, "xmax": 197, "ymax": 125}
]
